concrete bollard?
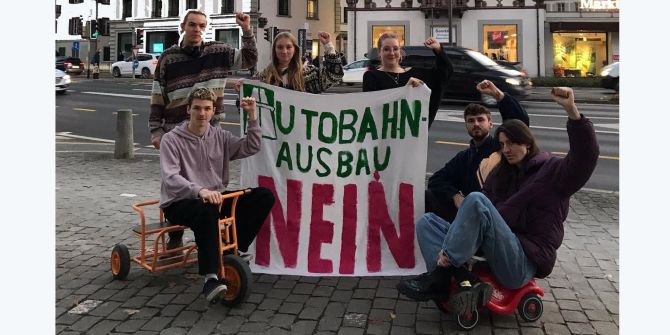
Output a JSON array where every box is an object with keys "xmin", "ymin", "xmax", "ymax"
[{"xmin": 115, "ymin": 109, "xmax": 134, "ymax": 159}]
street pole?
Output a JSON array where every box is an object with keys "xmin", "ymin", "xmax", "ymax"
[
  {"xmin": 87, "ymin": 0, "xmax": 99, "ymax": 79},
  {"xmin": 448, "ymin": 0, "xmax": 453, "ymax": 45}
]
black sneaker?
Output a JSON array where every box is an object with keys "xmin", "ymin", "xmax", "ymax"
[
  {"xmin": 203, "ymin": 278, "xmax": 227, "ymax": 303},
  {"xmin": 396, "ymin": 267, "xmax": 452, "ymax": 301},
  {"xmin": 447, "ymin": 268, "xmax": 493, "ymax": 314}
]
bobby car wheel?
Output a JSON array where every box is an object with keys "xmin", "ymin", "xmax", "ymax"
[
  {"xmin": 111, "ymin": 244, "xmax": 131, "ymax": 280},
  {"xmin": 518, "ymin": 294, "xmax": 543, "ymax": 322},
  {"xmin": 219, "ymin": 254, "xmax": 252, "ymax": 307},
  {"xmin": 456, "ymin": 309, "xmax": 479, "ymax": 331}
]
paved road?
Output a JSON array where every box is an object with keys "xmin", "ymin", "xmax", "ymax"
[
  {"xmin": 54, "ymin": 147, "xmax": 619, "ymax": 335},
  {"xmin": 56, "ymin": 78, "xmax": 619, "ymax": 192}
]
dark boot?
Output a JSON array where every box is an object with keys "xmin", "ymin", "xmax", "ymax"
[
  {"xmin": 397, "ymin": 266, "xmax": 453, "ymax": 301},
  {"xmin": 447, "ymin": 267, "xmax": 493, "ymax": 314}
]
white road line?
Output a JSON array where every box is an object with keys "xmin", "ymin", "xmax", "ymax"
[
  {"xmin": 82, "ymin": 92, "xmax": 149, "ymax": 99},
  {"xmin": 132, "ymin": 89, "xmax": 153, "ymax": 92}
]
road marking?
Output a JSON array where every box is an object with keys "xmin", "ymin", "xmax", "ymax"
[
  {"xmin": 82, "ymin": 92, "xmax": 149, "ymax": 99},
  {"xmin": 434, "ymin": 140, "xmax": 469, "ymax": 147},
  {"xmin": 74, "ymin": 108, "xmax": 96, "ymax": 112},
  {"xmin": 132, "ymin": 89, "xmax": 152, "ymax": 92},
  {"xmin": 550, "ymin": 151, "xmax": 619, "ymax": 160},
  {"xmin": 56, "ymin": 132, "xmax": 116, "ymax": 144},
  {"xmin": 111, "ymin": 112, "xmax": 139, "ymax": 116}
]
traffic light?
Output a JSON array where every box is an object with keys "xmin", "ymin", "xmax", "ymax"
[
  {"xmin": 98, "ymin": 17, "xmax": 110, "ymax": 36},
  {"xmin": 263, "ymin": 27, "xmax": 270, "ymax": 42},
  {"xmin": 68, "ymin": 17, "xmax": 82, "ymax": 35},
  {"xmin": 68, "ymin": 0, "xmax": 84, "ymax": 3},
  {"xmin": 96, "ymin": 0, "xmax": 111, "ymax": 4},
  {"xmin": 136, "ymin": 29, "xmax": 144, "ymax": 46},
  {"xmin": 89, "ymin": 20, "xmax": 98, "ymax": 39},
  {"xmin": 264, "ymin": 27, "xmax": 278, "ymax": 42}
]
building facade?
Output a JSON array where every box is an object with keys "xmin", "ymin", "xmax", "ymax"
[
  {"xmin": 344, "ymin": 0, "xmax": 619, "ymax": 77},
  {"xmin": 55, "ymin": 0, "xmax": 117, "ymax": 64}
]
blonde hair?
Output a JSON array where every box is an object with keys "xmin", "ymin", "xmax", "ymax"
[
  {"xmin": 187, "ymin": 87, "xmax": 217, "ymax": 106},
  {"xmin": 262, "ymin": 32, "xmax": 305, "ymax": 92}
]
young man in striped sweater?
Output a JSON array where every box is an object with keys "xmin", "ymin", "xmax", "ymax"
[{"xmin": 150, "ymin": 9, "xmax": 258, "ymax": 251}]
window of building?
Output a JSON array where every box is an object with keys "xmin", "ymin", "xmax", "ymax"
[
  {"xmin": 122, "ymin": 0, "xmax": 132, "ymax": 19},
  {"xmin": 168, "ymin": 0, "xmax": 179, "ymax": 16},
  {"xmin": 216, "ymin": 28, "xmax": 240, "ymax": 49},
  {"xmin": 221, "ymin": 0, "xmax": 234, "ymax": 14},
  {"xmin": 552, "ymin": 32, "xmax": 607, "ymax": 77},
  {"xmin": 343, "ymin": 8, "xmax": 348, "ymax": 23},
  {"xmin": 147, "ymin": 31, "xmax": 180, "ymax": 54},
  {"xmin": 371, "ymin": 25, "xmax": 406, "ymax": 48},
  {"xmin": 278, "ymin": 0, "xmax": 290, "ymax": 16},
  {"xmin": 58, "ymin": 47, "xmax": 66, "ymax": 57},
  {"xmin": 103, "ymin": 46, "xmax": 110, "ymax": 61},
  {"xmin": 152, "ymin": 0, "xmax": 162, "ymax": 18},
  {"xmin": 557, "ymin": 3, "xmax": 566, "ymax": 12},
  {"xmin": 187, "ymin": 0, "xmax": 197, "ymax": 9},
  {"xmin": 481, "ymin": 24, "xmax": 518, "ymax": 62},
  {"xmin": 307, "ymin": 0, "xmax": 318, "ymax": 19}
]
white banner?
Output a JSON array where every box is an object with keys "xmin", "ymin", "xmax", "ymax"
[{"xmin": 240, "ymin": 81, "xmax": 430, "ymax": 276}]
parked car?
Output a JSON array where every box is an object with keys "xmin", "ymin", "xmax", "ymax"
[
  {"xmin": 56, "ymin": 56, "xmax": 85, "ymax": 75},
  {"xmin": 111, "ymin": 53, "xmax": 160, "ymax": 79},
  {"xmin": 367, "ymin": 46, "xmax": 532, "ymax": 106},
  {"xmin": 342, "ymin": 58, "xmax": 370, "ymax": 85},
  {"xmin": 55, "ymin": 69, "xmax": 71, "ymax": 95},
  {"xmin": 600, "ymin": 61, "xmax": 619, "ymax": 91}
]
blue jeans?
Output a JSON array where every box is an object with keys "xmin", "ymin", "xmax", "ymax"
[{"xmin": 416, "ymin": 192, "xmax": 536, "ymax": 289}]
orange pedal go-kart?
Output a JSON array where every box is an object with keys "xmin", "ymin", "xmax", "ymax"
[
  {"xmin": 110, "ymin": 189, "xmax": 252, "ymax": 306},
  {"xmin": 435, "ymin": 256, "xmax": 545, "ymax": 330}
]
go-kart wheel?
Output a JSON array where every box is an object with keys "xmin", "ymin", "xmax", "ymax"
[
  {"xmin": 433, "ymin": 299, "xmax": 448, "ymax": 313},
  {"xmin": 220, "ymin": 254, "xmax": 252, "ymax": 307},
  {"xmin": 111, "ymin": 244, "xmax": 130, "ymax": 280},
  {"xmin": 518, "ymin": 294, "xmax": 543, "ymax": 322},
  {"xmin": 456, "ymin": 309, "xmax": 479, "ymax": 330}
]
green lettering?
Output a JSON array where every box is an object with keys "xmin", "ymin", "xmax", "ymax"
[
  {"xmin": 316, "ymin": 147, "xmax": 332, "ymax": 177},
  {"xmin": 339, "ymin": 109, "xmax": 358, "ymax": 144},
  {"xmin": 355, "ymin": 148, "xmax": 371, "ymax": 176},
  {"xmin": 318, "ymin": 111, "xmax": 338, "ymax": 144},
  {"xmin": 302, "ymin": 109, "xmax": 318, "ymax": 140},
  {"xmin": 275, "ymin": 101, "xmax": 295, "ymax": 134},
  {"xmin": 296, "ymin": 143, "xmax": 313, "ymax": 173},
  {"xmin": 276, "ymin": 141, "xmax": 293, "ymax": 170},
  {"xmin": 356, "ymin": 107, "xmax": 379, "ymax": 143},
  {"xmin": 382, "ymin": 102, "xmax": 398, "ymax": 139},
  {"xmin": 373, "ymin": 146, "xmax": 391, "ymax": 172},
  {"xmin": 337, "ymin": 151, "xmax": 354, "ymax": 178},
  {"xmin": 400, "ymin": 99, "xmax": 421, "ymax": 138}
]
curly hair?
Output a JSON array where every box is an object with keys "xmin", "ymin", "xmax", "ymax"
[{"xmin": 186, "ymin": 87, "xmax": 217, "ymax": 107}]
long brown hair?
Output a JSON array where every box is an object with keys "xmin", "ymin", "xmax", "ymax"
[
  {"xmin": 262, "ymin": 32, "xmax": 305, "ymax": 91},
  {"xmin": 491, "ymin": 119, "xmax": 540, "ymax": 195}
]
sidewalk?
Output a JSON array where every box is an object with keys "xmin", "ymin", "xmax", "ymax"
[{"xmin": 56, "ymin": 150, "xmax": 619, "ymax": 335}]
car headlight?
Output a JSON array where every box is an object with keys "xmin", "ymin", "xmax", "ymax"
[
  {"xmin": 63, "ymin": 74, "xmax": 71, "ymax": 83},
  {"xmin": 600, "ymin": 67, "xmax": 611, "ymax": 76},
  {"xmin": 505, "ymin": 78, "xmax": 521, "ymax": 86}
]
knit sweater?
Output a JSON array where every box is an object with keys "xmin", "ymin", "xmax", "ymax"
[
  {"xmin": 159, "ymin": 119, "xmax": 261, "ymax": 208},
  {"xmin": 149, "ymin": 34, "xmax": 257, "ymax": 140}
]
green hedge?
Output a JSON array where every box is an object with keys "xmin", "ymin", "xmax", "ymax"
[{"xmin": 531, "ymin": 76, "xmax": 602, "ymax": 88}]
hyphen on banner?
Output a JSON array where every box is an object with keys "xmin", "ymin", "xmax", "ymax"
[{"xmin": 239, "ymin": 81, "xmax": 431, "ymax": 276}]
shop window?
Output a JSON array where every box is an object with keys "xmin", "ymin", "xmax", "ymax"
[
  {"xmin": 481, "ymin": 24, "xmax": 518, "ymax": 62},
  {"xmin": 552, "ymin": 32, "xmax": 607, "ymax": 77},
  {"xmin": 278, "ymin": 0, "xmax": 290, "ymax": 16},
  {"xmin": 371, "ymin": 25, "xmax": 406, "ymax": 48},
  {"xmin": 307, "ymin": 0, "xmax": 318, "ymax": 19},
  {"xmin": 216, "ymin": 28, "xmax": 240, "ymax": 49}
]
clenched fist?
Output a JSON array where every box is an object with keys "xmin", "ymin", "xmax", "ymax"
[
  {"xmin": 318, "ymin": 31, "xmax": 331, "ymax": 45},
  {"xmin": 235, "ymin": 12, "xmax": 251, "ymax": 32}
]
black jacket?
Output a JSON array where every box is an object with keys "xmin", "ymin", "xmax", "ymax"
[{"xmin": 427, "ymin": 94, "xmax": 529, "ymax": 200}]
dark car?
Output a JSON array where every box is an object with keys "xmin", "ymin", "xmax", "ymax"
[
  {"xmin": 367, "ymin": 46, "xmax": 532, "ymax": 106},
  {"xmin": 56, "ymin": 56, "xmax": 85, "ymax": 75}
]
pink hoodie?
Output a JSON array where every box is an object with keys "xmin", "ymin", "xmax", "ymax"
[{"xmin": 159, "ymin": 120, "xmax": 261, "ymax": 208}]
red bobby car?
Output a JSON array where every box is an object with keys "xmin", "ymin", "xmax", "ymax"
[{"xmin": 434, "ymin": 257, "xmax": 545, "ymax": 330}]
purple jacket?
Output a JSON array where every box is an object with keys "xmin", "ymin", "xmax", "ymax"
[
  {"xmin": 482, "ymin": 116, "xmax": 599, "ymax": 278},
  {"xmin": 159, "ymin": 120, "xmax": 261, "ymax": 208}
]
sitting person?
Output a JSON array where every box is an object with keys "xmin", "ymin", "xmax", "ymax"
[
  {"xmin": 159, "ymin": 87, "xmax": 274, "ymax": 303},
  {"xmin": 397, "ymin": 87, "xmax": 599, "ymax": 314}
]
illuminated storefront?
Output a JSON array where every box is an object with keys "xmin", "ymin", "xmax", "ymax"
[
  {"xmin": 481, "ymin": 24, "xmax": 518, "ymax": 62},
  {"xmin": 552, "ymin": 32, "xmax": 607, "ymax": 77},
  {"xmin": 371, "ymin": 25, "xmax": 406, "ymax": 48}
]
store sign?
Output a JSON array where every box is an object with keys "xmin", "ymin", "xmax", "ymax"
[
  {"xmin": 580, "ymin": 0, "xmax": 619, "ymax": 10},
  {"xmin": 432, "ymin": 26, "xmax": 457, "ymax": 44}
]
